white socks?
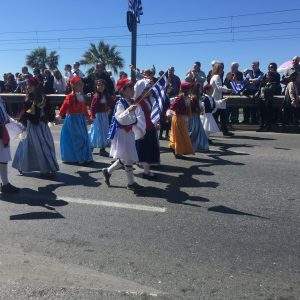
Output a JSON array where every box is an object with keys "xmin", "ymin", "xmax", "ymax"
[
  {"xmin": 125, "ymin": 165, "xmax": 135, "ymax": 185},
  {"xmin": 108, "ymin": 159, "xmax": 122, "ymax": 174},
  {"xmin": 0, "ymin": 163, "xmax": 9, "ymax": 185},
  {"xmin": 142, "ymin": 163, "xmax": 150, "ymax": 175},
  {"xmin": 107, "ymin": 159, "xmax": 135, "ymax": 185}
]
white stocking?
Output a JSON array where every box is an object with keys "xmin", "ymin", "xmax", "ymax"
[
  {"xmin": 108, "ymin": 159, "xmax": 122, "ymax": 174},
  {"xmin": 124, "ymin": 165, "xmax": 135, "ymax": 185}
]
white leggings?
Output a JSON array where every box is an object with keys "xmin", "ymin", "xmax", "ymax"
[{"xmin": 107, "ymin": 159, "xmax": 135, "ymax": 185}]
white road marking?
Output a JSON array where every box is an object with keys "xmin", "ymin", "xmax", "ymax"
[{"xmin": 59, "ymin": 196, "xmax": 166, "ymax": 213}]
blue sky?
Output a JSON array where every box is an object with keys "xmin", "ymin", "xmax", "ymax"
[{"xmin": 0, "ymin": 0, "xmax": 299, "ymax": 79}]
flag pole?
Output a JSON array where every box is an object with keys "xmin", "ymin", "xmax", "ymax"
[{"xmin": 135, "ymin": 69, "xmax": 169, "ymax": 105}]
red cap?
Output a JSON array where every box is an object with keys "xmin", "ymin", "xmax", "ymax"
[
  {"xmin": 117, "ymin": 78, "xmax": 132, "ymax": 92},
  {"xmin": 69, "ymin": 76, "xmax": 82, "ymax": 85},
  {"xmin": 180, "ymin": 81, "xmax": 192, "ymax": 92}
]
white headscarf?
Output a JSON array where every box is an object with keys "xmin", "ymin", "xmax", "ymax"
[{"xmin": 134, "ymin": 78, "xmax": 151, "ymax": 100}]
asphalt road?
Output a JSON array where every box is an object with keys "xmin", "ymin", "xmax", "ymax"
[{"xmin": 0, "ymin": 126, "xmax": 299, "ymax": 299}]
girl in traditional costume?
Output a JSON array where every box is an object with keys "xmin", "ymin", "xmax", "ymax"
[
  {"xmin": 89, "ymin": 79, "xmax": 111, "ymax": 157},
  {"xmin": 134, "ymin": 79, "xmax": 160, "ymax": 178},
  {"xmin": 200, "ymin": 84, "xmax": 227, "ymax": 137},
  {"xmin": 0, "ymin": 96, "xmax": 20, "ymax": 193},
  {"xmin": 168, "ymin": 81, "xmax": 194, "ymax": 158},
  {"xmin": 57, "ymin": 76, "xmax": 92, "ymax": 164},
  {"xmin": 12, "ymin": 77, "xmax": 59, "ymax": 177},
  {"xmin": 189, "ymin": 84, "xmax": 209, "ymax": 152},
  {"xmin": 102, "ymin": 79, "xmax": 140, "ymax": 190}
]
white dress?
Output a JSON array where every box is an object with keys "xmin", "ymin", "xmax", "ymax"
[
  {"xmin": 110, "ymin": 100, "xmax": 139, "ymax": 164},
  {"xmin": 200, "ymin": 94, "xmax": 226, "ymax": 136}
]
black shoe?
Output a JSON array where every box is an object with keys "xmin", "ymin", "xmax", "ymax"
[
  {"xmin": 99, "ymin": 149, "xmax": 109, "ymax": 157},
  {"xmin": 1, "ymin": 183, "xmax": 20, "ymax": 194},
  {"xmin": 127, "ymin": 182, "xmax": 142, "ymax": 190},
  {"xmin": 223, "ymin": 131, "xmax": 234, "ymax": 136},
  {"xmin": 175, "ymin": 154, "xmax": 184, "ymax": 159},
  {"xmin": 102, "ymin": 168, "xmax": 111, "ymax": 186}
]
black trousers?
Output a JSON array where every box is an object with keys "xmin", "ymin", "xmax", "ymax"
[
  {"xmin": 213, "ymin": 109, "xmax": 229, "ymax": 133},
  {"xmin": 258, "ymin": 86, "xmax": 281, "ymax": 127}
]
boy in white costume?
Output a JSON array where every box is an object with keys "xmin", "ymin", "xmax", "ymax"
[{"xmin": 102, "ymin": 79, "xmax": 145, "ymax": 190}]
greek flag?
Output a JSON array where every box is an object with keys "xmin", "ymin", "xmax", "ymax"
[
  {"xmin": 230, "ymin": 80, "xmax": 246, "ymax": 94},
  {"xmin": 150, "ymin": 73, "xmax": 169, "ymax": 125},
  {"xmin": 128, "ymin": 0, "xmax": 143, "ymax": 23}
]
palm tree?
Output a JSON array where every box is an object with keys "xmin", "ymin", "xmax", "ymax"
[
  {"xmin": 26, "ymin": 47, "xmax": 59, "ymax": 71},
  {"xmin": 80, "ymin": 41, "xmax": 124, "ymax": 74}
]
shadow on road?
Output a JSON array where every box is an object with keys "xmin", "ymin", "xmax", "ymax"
[
  {"xmin": 0, "ymin": 187, "xmax": 68, "ymax": 211},
  {"xmin": 134, "ymin": 164, "xmax": 215, "ymax": 207},
  {"xmin": 16, "ymin": 170, "xmax": 101, "ymax": 188},
  {"xmin": 10, "ymin": 211, "xmax": 64, "ymax": 220},
  {"xmin": 208, "ymin": 205, "xmax": 269, "ymax": 219},
  {"xmin": 225, "ymin": 135, "xmax": 276, "ymax": 141}
]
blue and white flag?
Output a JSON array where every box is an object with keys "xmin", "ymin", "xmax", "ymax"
[
  {"xmin": 150, "ymin": 73, "xmax": 169, "ymax": 125},
  {"xmin": 230, "ymin": 80, "xmax": 246, "ymax": 94},
  {"xmin": 128, "ymin": 0, "xmax": 143, "ymax": 23}
]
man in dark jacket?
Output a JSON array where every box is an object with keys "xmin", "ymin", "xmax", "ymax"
[
  {"xmin": 84, "ymin": 63, "xmax": 115, "ymax": 96},
  {"xmin": 43, "ymin": 69, "xmax": 54, "ymax": 94},
  {"xmin": 243, "ymin": 61, "xmax": 264, "ymax": 124}
]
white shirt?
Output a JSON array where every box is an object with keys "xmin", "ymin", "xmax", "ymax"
[{"xmin": 210, "ymin": 75, "xmax": 231, "ymax": 109}]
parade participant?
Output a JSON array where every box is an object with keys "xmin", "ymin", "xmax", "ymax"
[
  {"xmin": 200, "ymin": 84, "xmax": 227, "ymax": 137},
  {"xmin": 102, "ymin": 79, "xmax": 140, "ymax": 190},
  {"xmin": 168, "ymin": 81, "xmax": 194, "ymax": 158},
  {"xmin": 189, "ymin": 83, "xmax": 209, "ymax": 152},
  {"xmin": 134, "ymin": 79, "xmax": 160, "ymax": 178},
  {"xmin": 57, "ymin": 76, "xmax": 92, "ymax": 164},
  {"xmin": 12, "ymin": 77, "xmax": 59, "ymax": 177},
  {"xmin": 89, "ymin": 79, "xmax": 111, "ymax": 157},
  {"xmin": 0, "ymin": 96, "xmax": 20, "ymax": 193}
]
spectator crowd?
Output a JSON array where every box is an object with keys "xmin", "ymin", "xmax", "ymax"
[{"xmin": 0, "ymin": 56, "xmax": 299, "ymax": 132}]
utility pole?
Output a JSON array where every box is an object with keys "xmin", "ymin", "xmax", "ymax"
[{"xmin": 130, "ymin": 18, "xmax": 137, "ymax": 82}]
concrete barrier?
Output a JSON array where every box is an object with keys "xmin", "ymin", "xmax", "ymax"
[
  {"xmin": 1, "ymin": 93, "xmax": 298, "ymax": 132},
  {"xmin": 0, "ymin": 93, "xmax": 284, "ymax": 107}
]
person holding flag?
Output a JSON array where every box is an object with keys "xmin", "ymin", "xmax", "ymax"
[{"xmin": 133, "ymin": 78, "xmax": 160, "ymax": 179}]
